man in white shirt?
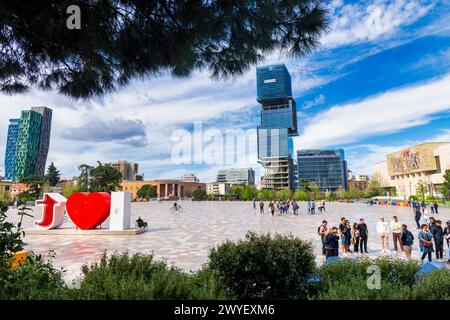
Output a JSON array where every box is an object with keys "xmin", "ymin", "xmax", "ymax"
[
  {"xmin": 390, "ymin": 216, "xmax": 403, "ymax": 256},
  {"xmin": 376, "ymin": 216, "xmax": 390, "ymax": 254}
]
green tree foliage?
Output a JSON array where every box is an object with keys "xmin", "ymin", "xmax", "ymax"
[
  {"xmin": 227, "ymin": 184, "xmax": 255, "ymax": 201},
  {"xmin": 46, "ymin": 162, "xmax": 61, "ymax": 187},
  {"xmin": 0, "ymin": 203, "xmax": 33, "ymax": 266},
  {"xmin": 257, "ymin": 189, "xmax": 276, "ymax": 201},
  {"xmin": 367, "ymin": 173, "xmax": 384, "ymax": 197},
  {"xmin": 137, "ymin": 185, "xmax": 157, "ymax": 201},
  {"xmin": 416, "ymin": 181, "xmax": 428, "ymax": 202},
  {"xmin": 17, "ymin": 175, "xmax": 48, "ymax": 201},
  {"xmin": 61, "ymin": 182, "xmax": 79, "ymax": 198},
  {"xmin": 0, "ymin": 1, "xmax": 329, "ymax": 99},
  {"xmin": 192, "ymin": 189, "xmax": 207, "ymax": 201},
  {"xmin": 76, "ymin": 162, "xmax": 121, "ymax": 192},
  {"xmin": 77, "ymin": 164, "xmax": 93, "ymax": 191},
  {"xmin": 439, "ymin": 169, "xmax": 450, "ymax": 200}
]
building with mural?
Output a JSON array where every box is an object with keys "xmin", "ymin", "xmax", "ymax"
[
  {"xmin": 373, "ymin": 142, "xmax": 450, "ymax": 199},
  {"xmin": 4, "ymin": 107, "xmax": 53, "ymax": 182}
]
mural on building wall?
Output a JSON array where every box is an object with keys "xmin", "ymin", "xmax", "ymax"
[{"xmin": 390, "ymin": 149, "xmax": 421, "ymax": 173}]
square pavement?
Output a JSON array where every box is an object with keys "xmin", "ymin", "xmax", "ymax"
[{"xmin": 6, "ymin": 201, "xmax": 450, "ymax": 281}]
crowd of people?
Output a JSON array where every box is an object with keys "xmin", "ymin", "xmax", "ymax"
[
  {"xmin": 252, "ymin": 199, "xmax": 449, "ymax": 264},
  {"xmin": 319, "ymin": 215, "xmax": 450, "ymax": 264},
  {"xmin": 254, "ymin": 199, "xmax": 326, "ymax": 215}
]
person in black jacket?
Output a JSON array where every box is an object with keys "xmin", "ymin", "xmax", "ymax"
[
  {"xmin": 358, "ymin": 218, "xmax": 369, "ymax": 254},
  {"xmin": 414, "ymin": 206, "xmax": 422, "ymax": 229},
  {"xmin": 400, "ymin": 224, "xmax": 414, "ymax": 261},
  {"xmin": 324, "ymin": 227, "xmax": 340, "ymax": 258},
  {"xmin": 432, "ymin": 220, "xmax": 444, "ymax": 261}
]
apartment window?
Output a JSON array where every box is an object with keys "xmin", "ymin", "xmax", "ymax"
[{"xmin": 435, "ymin": 156, "xmax": 441, "ymax": 173}]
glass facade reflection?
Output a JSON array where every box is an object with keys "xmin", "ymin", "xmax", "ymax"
[
  {"xmin": 297, "ymin": 149, "xmax": 348, "ymax": 192},
  {"xmin": 256, "ymin": 63, "xmax": 298, "ymax": 189}
]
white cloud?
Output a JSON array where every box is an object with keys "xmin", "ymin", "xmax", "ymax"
[
  {"xmin": 321, "ymin": 0, "xmax": 435, "ymax": 48},
  {"xmin": 295, "ymin": 74, "xmax": 450, "ymax": 150},
  {"xmin": 303, "ymin": 94, "xmax": 326, "ymax": 109}
]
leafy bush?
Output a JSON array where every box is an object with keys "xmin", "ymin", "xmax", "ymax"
[
  {"xmin": 192, "ymin": 189, "xmax": 207, "ymax": 201},
  {"xmin": 315, "ymin": 275, "xmax": 412, "ymax": 300},
  {"xmin": 412, "ymin": 269, "xmax": 450, "ymax": 300},
  {"xmin": 0, "ymin": 252, "xmax": 67, "ymax": 300},
  {"xmin": 73, "ymin": 252, "xmax": 227, "ymax": 299},
  {"xmin": 208, "ymin": 231, "xmax": 316, "ymax": 299}
]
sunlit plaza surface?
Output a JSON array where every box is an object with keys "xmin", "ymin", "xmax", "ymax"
[{"xmin": 8, "ymin": 201, "xmax": 450, "ymax": 281}]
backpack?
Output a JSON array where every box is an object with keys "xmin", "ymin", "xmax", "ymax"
[
  {"xmin": 404, "ymin": 231, "xmax": 414, "ymax": 246},
  {"xmin": 318, "ymin": 226, "xmax": 325, "ymax": 235},
  {"xmin": 322, "ymin": 234, "xmax": 329, "ymax": 245}
]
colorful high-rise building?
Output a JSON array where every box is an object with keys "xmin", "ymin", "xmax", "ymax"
[
  {"xmin": 4, "ymin": 119, "xmax": 22, "ymax": 180},
  {"xmin": 32, "ymin": 107, "xmax": 53, "ymax": 176},
  {"xmin": 256, "ymin": 63, "xmax": 298, "ymax": 190},
  {"xmin": 3, "ymin": 106, "xmax": 52, "ymax": 182}
]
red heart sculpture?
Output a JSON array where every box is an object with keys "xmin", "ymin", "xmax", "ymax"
[{"xmin": 66, "ymin": 192, "xmax": 111, "ymax": 230}]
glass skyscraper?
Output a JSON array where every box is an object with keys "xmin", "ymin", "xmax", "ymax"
[
  {"xmin": 297, "ymin": 149, "xmax": 349, "ymax": 192},
  {"xmin": 3, "ymin": 106, "xmax": 52, "ymax": 182},
  {"xmin": 4, "ymin": 119, "xmax": 21, "ymax": 180},
  {"xmin": 256, "ymin": 63, "xmax": 298, "ymax": 190}
]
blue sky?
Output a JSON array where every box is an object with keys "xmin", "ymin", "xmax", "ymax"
[{"xmin": 1, "ymin": 0, "xmax": 450, "ymax": 182}]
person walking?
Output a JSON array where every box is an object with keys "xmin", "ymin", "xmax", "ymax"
[
  {"xmin": 259, "ymin": 200, "xmax": 264, "ymax": 214},
  {"xmin": 377, "ymin": 216, "xmax": 390, "ymax": 254},
  {"xmin": 324, "ymin": 227, "xmax": 340, "ymax": 259},
  {"xmin": 253, "ymin": 198, "xmax": 256, "ymax": 210},
  {"xmin": 358, "ymin": 218, "xmax": 369, "ymax": 254},
  {"xmin": 430, "ymin": 202, "xmax": 435, "ymax": 214},
  {"xmin": 444, "ymin": 220, "xmax": 450, "ymax": 262},
  {"xmin": 338, "ymin": 217, "xmax": 347, "ymax": 254},
  {"xmin": 310, "ymin": 200, "xmax": 316, "ymax": 215},
  {"xmin": 400, "ymin": 224, "xmax": 414, "ymax": 261},
  {"xmin": 351, "ymin": 223, "xmax": 360, "ymax": 254},
  {"xmin": 431, "ymin": 220, "xmax": 444, "ymax": 261},
  {"xmin": 292, "ymin": 201, "xmax": 299, "ymax": 215},
  {"xmin": 307, "ymin": 200, "xmax": 311, "ymax": 214},
  {"xmin": 269, "ymin": 201, "xmax": 275, "ymax": 216},
  {"xmin": 420, "ymin": 201, "xmax": 426, "ymax": 214},
  {"xmin": 433, "ymin": 201, "xmax": 439, "ymax": 214},
  {"xmin": 419, "ymin": 224, "xmax": 434, "ymax": 263},
  {"xmin": 414, "ymin": 205, "xmax": 422, "ymax": 229},
  {"xmin": 391, "ymin": 216, "xmax": 403, "ymax": 256},
  {"xmin": 318, "ymin": 220, "xmax": 328, "ymax": 256}
]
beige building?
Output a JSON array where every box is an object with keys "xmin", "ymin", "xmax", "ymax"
[
  {"xmin": 181, "ymin": 173, "xmax": 199, "ymax": 183},
  {"xmin": 206, "ymin": 182, "xmax": 231, "ymax": 196},
  {"xmin": 373, "ymin": 142, "xmax": 450, "ymax": 199},
  {"xmin": 106, "ymin": 160, "xmax": 142, "ymax": 181},
  {"xmin": 121, "ymin": 180, "xmax": 205, "ymax": 201}
]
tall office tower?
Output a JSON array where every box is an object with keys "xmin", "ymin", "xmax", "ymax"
[
  {"xmin": 297, "ymin": 149, "xmax": 349, "ymax": 192},
  {"xmin": 4, "ymin": 119, "xmax": 22, "ymax": 180},
  {"xmin": 31, "ymin": 107, "xmax": 53, "ymax": 176},
  {"xmin": 256, "ymin": 63, "xmax": 298, "ymax": 190},
  {"xmin": 14, "ymin": 110, "xmax": 43, "ymax": 181}
]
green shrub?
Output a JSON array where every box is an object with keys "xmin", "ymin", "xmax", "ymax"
[
  {"xmin": 318, "ymin": 257, "xmax": 419, "ymax": 290},
  {"xmin": 73, "ymin": 252, "xmax": 227, "ymax": 299},
  {"xmin": 208, "ymin": 231, "xmax": 316, "ymax": 299},
  {"xmin": 412, "ymin": 269, "xmax": 450, "ymax": 300},
  {"xmin": 315, "ymin": 276, "xmax": 412, "ymax": 300},
  {"xmin": 0, "ymin": 252, "xmax": 67, "ymax": 300}
]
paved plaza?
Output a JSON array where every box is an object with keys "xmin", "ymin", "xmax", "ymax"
[{"xmin": 7, "ymin": 201, "xmax": 450, "ymax": 281}]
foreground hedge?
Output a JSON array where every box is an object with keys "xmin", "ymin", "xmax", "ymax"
[{"xmin": 1, "ymin": 232, "xmax": 449, "ymax": 300}]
